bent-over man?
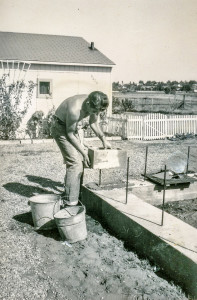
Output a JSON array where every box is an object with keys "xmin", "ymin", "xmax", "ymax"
[{"xmin": 51, "ymin": 91, "xmax": 111, "ymax": 206}]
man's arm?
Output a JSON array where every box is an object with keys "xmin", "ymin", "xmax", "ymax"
[
  {"xmin": 89, "ymin": 113, "xmax": 111, "ymax": 149},
  {"xmin": 66, "ymin": 118, "xmax": 90, "ymax": 167}
]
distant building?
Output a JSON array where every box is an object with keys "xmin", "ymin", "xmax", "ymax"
[{"xmin": 192, "ymin": 84, "xmax": 197, "ymax": 93}]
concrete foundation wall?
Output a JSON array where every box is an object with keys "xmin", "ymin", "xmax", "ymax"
[{"xmin": 82, "ymin": 186, "xmax": 197, "ymax": 297}]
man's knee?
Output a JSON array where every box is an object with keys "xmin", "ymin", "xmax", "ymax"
[{"xmin": 66, "ymin": 159, "xmax": 83, "ymax": 172}]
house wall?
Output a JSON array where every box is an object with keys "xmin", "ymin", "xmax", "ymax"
[
  {"xmin": 0, "ymin": 63, "xmax": 113, "ymax": 138},
  {"xmin": 29, "ymin": 64, "xmax": 112, "ymax": 114}
]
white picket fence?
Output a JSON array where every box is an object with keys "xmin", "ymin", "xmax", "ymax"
[{"xmin": 104, "ymin": 113, "xmax": 197, "ymax": 140}]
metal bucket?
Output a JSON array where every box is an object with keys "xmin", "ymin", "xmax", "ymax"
[
  {"xmin": 29, "ymin": 194, "xmax": 61, "ymax": 230},
  {"xmin": 54, "ymin": 205, "xmax": 87, "ymax": 243}
]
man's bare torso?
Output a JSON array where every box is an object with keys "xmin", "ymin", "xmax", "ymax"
[{"xmin": 55, "ymin": 94, "xmax": 88, "ymax": 124}]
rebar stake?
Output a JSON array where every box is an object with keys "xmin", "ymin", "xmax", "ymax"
[
  {"xmin": 144, "ymin": 146, "xmax": 148, "ymax": 180},
  {"xmin": 126, "ymin": 157, "xmax": 130, "ymax": 204},
  {"xmin": 161, "ymin": 165, "xmax": 167, "ymax": 226},
  {"xmin": 186, "ymin": 146, "xmax": 190, "ymax": 174},
  {"xmin": 99, "ymin": 169, "xmax": 102, "ymax": 186}
]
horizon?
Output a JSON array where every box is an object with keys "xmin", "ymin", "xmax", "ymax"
[
  {"xmin": 112, "ymin": 79, "xmax": 197, "ymax": 84},
  {"xmin": 0, "ymin": 0, "xmax": 196, "ymax": 83}
]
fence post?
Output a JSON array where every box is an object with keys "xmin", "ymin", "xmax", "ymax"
[
  {"xmin": 142, "ymin": 116, "xmax": 145, "ymax": 140},
  {"xmin": 124, "ymin": 116, "xmax": 128, "ymax": 139},
  {"xmin": 165, "ymin": 114, "xmax": 168, "ymax": 138}
]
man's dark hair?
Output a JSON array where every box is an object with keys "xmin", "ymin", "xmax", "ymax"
[{"xmin": 88, "ymin": 91, "xmax": 109, "ymax": 111}]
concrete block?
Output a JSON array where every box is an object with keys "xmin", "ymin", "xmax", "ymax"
[
  {"xmin": 128, "ymin": 179, "xmax": 197, "ymax": 205},
  {"xmin": 88, "ymin": 147, "xmax": 127, "ymax": 169}
]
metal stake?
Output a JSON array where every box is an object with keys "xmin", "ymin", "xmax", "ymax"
[
  {"xmin": 161, "ymin": 165, "xmax": 167, "ymax": 226},
  {"xmin": 126, "ymin": 157, "xmax": 130, "ymax": 204},
  {"xmin": 99, "ymin": 169, "xmax": 102, "ymax": 186},
  {"xmin": 186, "ymin": 146, "xmax": 190, "ymax": 174},
  {"xmin": 144, "ymin": 146, "xmax": 148, "ymax": 180}
]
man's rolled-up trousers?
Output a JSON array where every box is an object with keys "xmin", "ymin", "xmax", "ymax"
[{"xmin": 51, "ymin": 118, "xmax": 83, "ymax": 204}]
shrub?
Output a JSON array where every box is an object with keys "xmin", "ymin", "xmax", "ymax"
[
  {"xmin": 26, "ymin": 111, "xmax": 44, "ymax": 139},
  {"xmin": 42, "ymin": 107, "xmax": 56, "ymax": 138},
  {"xmin": 26, "ymin": 107, "xmax": 56, "ymax": 139},
  {"xmin": 0, "ymin": 73, "xmax": 36, "ymax": 139}
]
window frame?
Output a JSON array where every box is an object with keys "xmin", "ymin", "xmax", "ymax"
[{"xmin": 37, "ymin": 79, "xmax": 53, "ymax": 98}]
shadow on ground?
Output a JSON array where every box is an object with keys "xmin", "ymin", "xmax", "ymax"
[
  {"xmin": 13, "ymin": 211, "xmax": 61, "ymax": 241},
  {"xmin": 3, "ymin": 182, "xmax": 52, "ymax": 197},
  {"xmin": 26, "ymin": 175, "xmax": 63, "ymax": 192},
  {"xmin": 3, "ymin": 176, "xmax": 63, "ymax": 198},
  {"xmin": 13, "ymin": 211, "xmax": 34, "ymax": 226},
  {"xmin": 4, "ymin": 176, "xmax": 64, "ymax": 241}
]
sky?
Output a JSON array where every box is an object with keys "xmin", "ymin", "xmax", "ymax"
[{"xmin": 0, "ymin": 0, "xmax": 197, "ymax": 83}]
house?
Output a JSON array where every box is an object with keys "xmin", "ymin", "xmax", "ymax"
[
  {"xmin": 192, "ymin": 84, "xmax": 197, "ymax": 93},
  {"xmin": 0, "ymin": 32, "xmax": 115, "ymax": 134}
]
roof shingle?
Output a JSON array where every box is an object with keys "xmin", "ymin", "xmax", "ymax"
[{"xmin": 0, "ymin": 32, "xmax": 115, "ymax": 66}]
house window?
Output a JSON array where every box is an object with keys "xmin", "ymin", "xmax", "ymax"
[{"xmin": 37, "ymin": 79, "xmax": 52, "ymax": 98}]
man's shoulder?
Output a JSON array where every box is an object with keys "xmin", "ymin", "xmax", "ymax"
[{"xmin": 67, "ymin": 94, "xmax": 87, "ymax": 102}]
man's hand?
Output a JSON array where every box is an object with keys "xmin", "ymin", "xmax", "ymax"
[
  {"xmin": 103, "ymin": 140, "xmax": 112, "ymax": 149},
  {"xmin": 83, "ymin": 153, "xmax": 90, "ymax": 167},
  {"xmin": 100, "ymin": 134, "xmax": 111, "ymax": 149}
]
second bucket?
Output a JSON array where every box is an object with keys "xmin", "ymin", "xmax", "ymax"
[
  {"xmin": 29, "ymin": 194, "xmax": 61, "ymax": 230},
  {"xmin": 54, "ymin": 205, "xmax": 87, "ymax": 243}
]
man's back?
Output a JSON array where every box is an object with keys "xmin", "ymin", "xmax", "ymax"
[{"xmin": 55, "ymin": 94, "xmax": 87, "ymax": 124}]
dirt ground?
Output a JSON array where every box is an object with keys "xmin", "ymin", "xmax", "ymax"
[
  {"xmin": 1, "ymin": 138, "xmax": 197, "ymax": 300},
  {"xmin": 156, "ymin": 198, "xmax": 197, "ymax": 229}
]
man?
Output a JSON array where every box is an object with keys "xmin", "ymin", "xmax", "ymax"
[{"xmin": 51, "ymin": 91, "xmax": 111, "ymax": 206}]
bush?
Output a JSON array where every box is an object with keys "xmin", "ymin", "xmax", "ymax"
[
  {"xmin": 112, "ymin": 96, "xmax": 135, "ymax": 114},
  {"xmin": 26, "ymin": 111, "xmax": 44, "ymax": 139},
  {"xmin": 42, "ymin": 107, "xmax": 56, "ymax": 138},
  {"xmin": 26, "ymin": 107, "xmax": 56, "ymax": 139},
  {"xmin": 0, "ymin": 73, "xmax": 36, "ymax": 139}
]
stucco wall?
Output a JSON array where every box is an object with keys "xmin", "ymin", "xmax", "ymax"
[
  {"xmin": 29, "ymin": 65, "xmax": 112, "ymax": 114},
  {"xmin": 0, "ymin": 63, "xmax": 113, "ymax": 137}
]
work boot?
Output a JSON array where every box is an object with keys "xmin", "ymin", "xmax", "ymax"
[
  {"xmin": 60, "ymin": 192, "xmax": 78, "ymax": 206},
  {"xmin": 63, "ymin": 200, "xmax": 78, "ymax": 206}
]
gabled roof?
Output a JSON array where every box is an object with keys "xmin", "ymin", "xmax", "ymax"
[{"xmin": 0, "ymin": 32, "xmax": 115, "ymax": 66}]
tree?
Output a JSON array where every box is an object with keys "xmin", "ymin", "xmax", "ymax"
[
  {"xmin": 189, "ymin": 80, "xmax": 196, "ymax": 85},
  {"xmin": 164, "ymin": 87, "xmax": 171, "ymax": 94},
  {"xmin": 156, "ymin": 82, "xmax": 164, "ymax": 91},
  {"xmin": 181, "ymin": 83, "xmax": 191, "ymax": 92},
  {"xmin": 112, "ymin": 82, "xmax": 121, "ymax": 91},
  {"xmin": 139, "ymin": 80, "xmax": 144, "ymax": 85},
  {"xmin": 145, "ymin": 81, "xmax": 152, "ymax": 86},
  {"xmin": 0, "ymin": 73, "xmax": 36, "ymax": 139},
  {"xmin": 171, "ymin": 81, "xmax": 178, "ymax": 85}
]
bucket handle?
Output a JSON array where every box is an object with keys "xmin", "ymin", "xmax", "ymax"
[
  {"xmin": 33, "ymin": 203, "xmax": 58, "ymax": 228},
  {"xmin": 32, "ymin": 197, "xmax": 60, "ymax": 227},
  {"xmin": 53, "ymin": 198, "xmax": 61, "ymax": 217},
  {"xmin": 78, "ymin": 199, "xmax": 85, "ymax": 207}
]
